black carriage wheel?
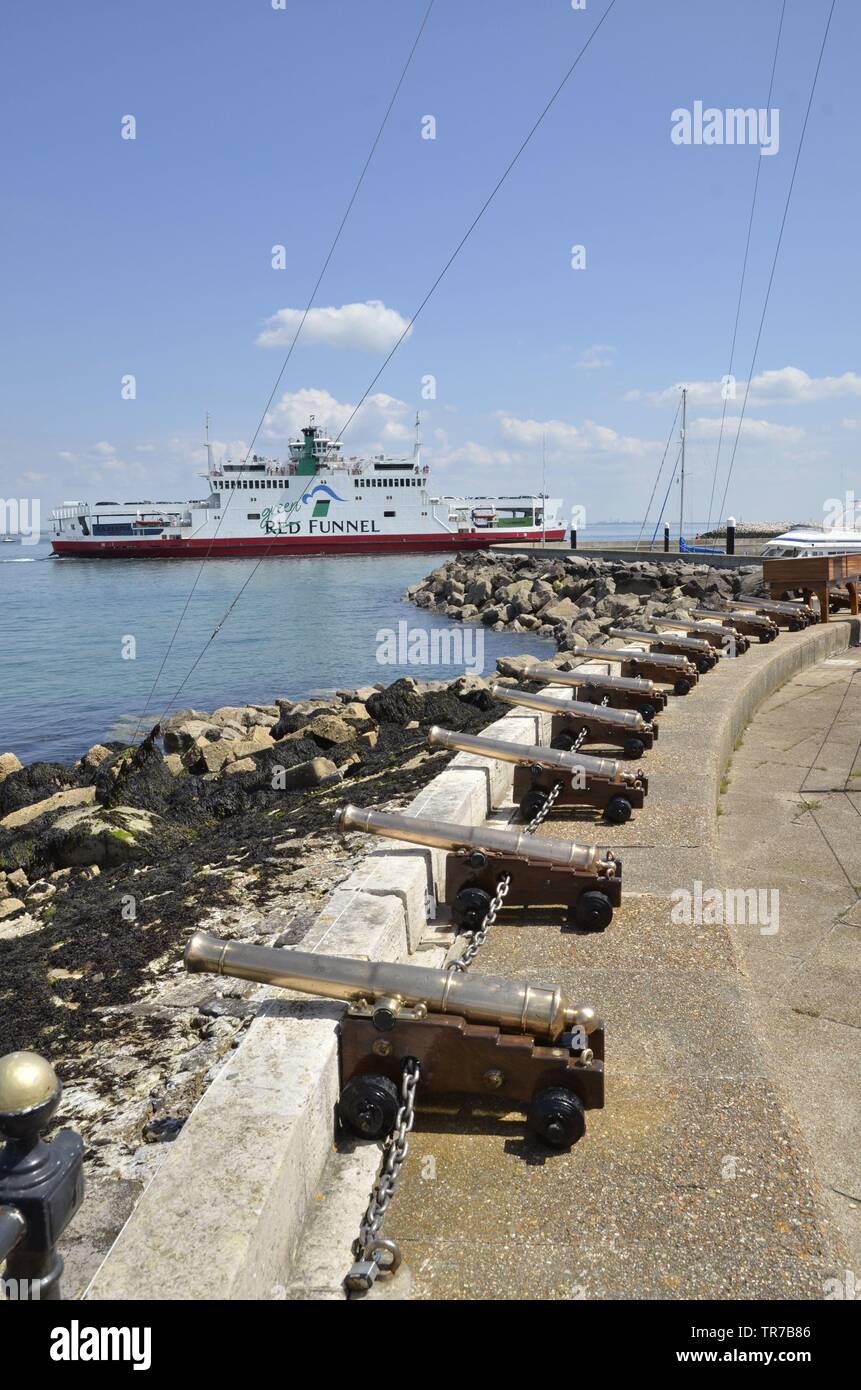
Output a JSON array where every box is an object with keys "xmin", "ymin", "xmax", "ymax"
[
  {"xmin": 604, "ymin": 795, "xmax": 632, "ymax": 824},
  {"xmin": 572, "ymin": 890, "xmax": 613, "ymax": 932},
  {"xmin": 526, "ymin": 1087, "xmax": 586, "ymax": 1148},
  {"xmin": 452, "ymin": 885, "xmax": 493, "ymax": 932},
  {"xmin": 339, "ymin": 1074, "xmax": 400, "ymax": 1140}
]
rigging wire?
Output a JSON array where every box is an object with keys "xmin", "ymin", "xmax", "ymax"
[
  {"xmin": 131, "ymin": 0, "xmax": 437, "ymax": 742},
  {"xmin": 715, "ymin": 0, "xmax": 837, "ymax": 527},
  {"xmin": 154, "ymin": 0, "xmax": 621, "ymax": 720},
  {"xmin": 704, "ymin": 0, "xmax": 786, "ymax": 535},
  {"xmin": 649, "ymin": 443, "xmax": 682, "ymax": 551},
  {"xmin": 635, "ymin": 396, "xmax": 682, "ymax": 550}
]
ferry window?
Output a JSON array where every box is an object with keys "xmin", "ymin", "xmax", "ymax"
[
  {"xmin": 247, "ymin": 513, "xmax": 260, "ymax": 520},
  {"xmin": 384, "ymin": 510, "xmax": 395, "ymax": 517}
]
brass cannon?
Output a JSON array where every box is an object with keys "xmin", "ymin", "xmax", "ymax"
[
  {"xmin": 607, "ymin": 627, "xmax": 719, "ymax": 674},
  {"xmin": 524, "ymin": 665, "xmax": 667, "ymax": 722},
  {"xmin": 644, "ymin": 614, "xmax": 751, "ymax": 655},
  {"xmin": 185, "ymin": 930, "xmax": 604, "ymax": 1147},
  {"xmin": 427, "ymin": 725, "xmax": 648, "ymax": 824},
  {"xmin": 336, "ymin": 803, "xmax": 621, "ymax": 932},
  {"xmin": 565, "ymin": 645, "xmax": 699, "ymax": 695},
  {"xmin": 693, "ymin": 607, "xmax": 776, "ymax": 644},
  {"xmin": 726, "ymin": 597, "xmax": 812, "ymax": 631},
  {"xmin": 491, "ymin": 681, "xmax": 657, "ymax": 760}
]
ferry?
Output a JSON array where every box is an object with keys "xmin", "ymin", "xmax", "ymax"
[{"xmin": 50, "ymin": 420, "xmax": 565, "ymax": 558}]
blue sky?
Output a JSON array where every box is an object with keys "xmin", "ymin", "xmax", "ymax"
[{"xmin": 1, "ymin": 0, "xmax": 858, "ymax": 528}]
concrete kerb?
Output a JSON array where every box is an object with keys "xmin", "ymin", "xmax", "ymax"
[
  {"xmin": 84, "ymin": 702, "xmax": 556, "ymax": 1299},
  {"xmin": 85, "ymin": 635, "xmax": 854, "ymax": 1300}
]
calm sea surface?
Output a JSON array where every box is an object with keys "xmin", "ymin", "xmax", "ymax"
[{"xmin": 1, "ymin": 541, "xmax": 559, "ymax": 766}]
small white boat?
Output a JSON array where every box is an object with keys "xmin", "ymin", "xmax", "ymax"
[{"xmin": 761, "ymin": 526, "xmax": 861, "ymax": 559}]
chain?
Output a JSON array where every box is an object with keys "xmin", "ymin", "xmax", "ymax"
[
  {"xmin": 524, "ymin": 776, "xmax": 564, "ymax": 830},
  {"xmin": 449, "ymin": 872, "xmax": 511, "ymax": 972},
  {"xmin": 450, "ymin": 768, "xmax": 565, "ymax": 974},
  {"xmin": 344, "ymin": 1057, "xmax": 420, "ymax": 1294}
]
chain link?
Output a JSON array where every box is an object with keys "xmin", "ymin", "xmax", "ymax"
[
  {"xmin": 355, "ymin": 1057, "xmax": 420, "ymax": 1256},
  {"xmin": 450, "ymin": 767, "xmax": 566, "ymax": 974},
  {"xmin": 449, "ymin": 872, "xmax": 511, "ymax": 972},
  {"xmin": 524, "ymin": 776, "xmax": 564, "ymax": 830}
]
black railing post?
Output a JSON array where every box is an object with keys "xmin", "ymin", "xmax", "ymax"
[{"xmin": 0, "ymin": 1051, "xmax": 84, "ymax": 1302}]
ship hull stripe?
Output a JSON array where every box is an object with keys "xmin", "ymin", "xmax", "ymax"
[{"xmin": 51, "ymin": 529, "xmax": 566, "ymax": 559}]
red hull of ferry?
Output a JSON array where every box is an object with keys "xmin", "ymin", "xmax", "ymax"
[{"xmin": 52, "ymin": 528, "xmax": 566, "ymax": 559}]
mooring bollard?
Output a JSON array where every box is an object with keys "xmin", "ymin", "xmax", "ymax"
[
  {"xmin": 726, "ymin": 515, "xmax": 736, "ymax": 555},
  {"xmin": 663, "ymin": 524, "xmax": 670, "ymax": 553},
  {"xmin": 0, "ymin": 1051, "xmax": 84, "ymax": 1302}
]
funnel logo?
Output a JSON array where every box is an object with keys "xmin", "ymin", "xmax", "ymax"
[{"xmin": 301, "ymin": 482, "xmax": 345, "ymax": 518}]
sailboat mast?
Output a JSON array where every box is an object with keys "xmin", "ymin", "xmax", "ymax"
[
  {"xmin": 541, "ymin": 431, "xmax": 547, "ymax": 548},
  {"xmin": 679, "ymin": 386, "xmax": 687, "ymax": 548}
]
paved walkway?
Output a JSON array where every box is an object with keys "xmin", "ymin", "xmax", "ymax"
[
  {"xmin": 377, "ymin": 635, "xmax": 853, "ymax": 1299},
  {"xmin": 717, "ymin": 651, "xmax": 861, "ymax": 1270}
]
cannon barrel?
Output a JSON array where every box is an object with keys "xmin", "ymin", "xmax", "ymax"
[
  {"xmin": 648, "ymin": 616, "xmax": 734, "ymax": 637},
  {"xmin": 569, "ymin": 645, "xmax": 696, "ymax": 670},
  {"xmin": 427, "ymin": 725, "xmax": 622, "ymax": 780},
  {"xmin": 695, "ymin": 608, "xmax": 754, "ymax": 624},
  {"xmin": 336, "ymin": 803, "xmax": 613, "ymax": 875},
  {"xmin": 524, "ymin": 665, "xmax": 657, "ymax": 695},
  {"xmin": 184, "ymin": 930, "xmax": 598, "ymax": 1039},
  {"xmin": 608, "ymin": 627, "xmax": 716, "ymax": 655},
  {"xmin": 490, "ymin": 682, "xmax": 646, "ymax": 730},
  {"xmin": 727, "ymin": 597, "xmax": 810, "ymax": 616}
]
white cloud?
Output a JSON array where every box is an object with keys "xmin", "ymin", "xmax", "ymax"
[
  {"xmin": 576, "ymin": 344, "xmax": 616, "ymax": 370},
  {"xmin": 257, "ymin": 300, "xmax": 412, "ymax": 353},
  {"xmin": 628, "ymin": 366, "xmax": 861, "ymax": 407},
  {"xmin": 58, "ymin": 451, "xmax": 78, "ymax": 463},
  {"xmin": 92, "ymin": 440, "xmax": 117, "ymax": 456},
  {"xmin": 498, "ymin": 413, "xmax": 659, "ymax": 459},
  {"xmin": 429, "ymin": 440, "xmax": 517, "ymax": 469},
  {"xmin": 262, "ymin": 386, "xmax": 413, "ymax": 455},
  {"xmin": 688, "ymin": 415, "xmax": 804, "ymax": 444}
]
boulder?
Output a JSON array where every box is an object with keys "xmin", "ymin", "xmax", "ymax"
[
  {"xmin": 540, "ymin": 598, "xmax": 580, "ymax": 624},
  {"xmin": 162, "ymin": 719, "xmax": 223, "ymax": 753},
  {"xmin": 303, "ymin": 714, "xmax": 355, "ymax": 747},
  {"xmin": 571, "ymin": 617, "xmax": 603, "ymax": 644},
  {"xmin": 7, "ymin": 868, "xmax": 28, "ymax": 891},
  {"xmin": 0, "ymin": 897, "xmax": 26, "ymax": 921},
  {"xmin": 495, "ymin": 653, "xmax": 541, "ymax": 679},
  {"xmin": 0, "ymin": 753, "xmax": 23, "ymax": 782},
  {"xmin": 227, "ymin": 729, "xmax": 275, "ymax": 761},
  {"xmin": 366, "ymin": 681, "xmax": 424, "ymax": 727},
  {"xmin": 279, "ymin": 757, "xmax": 341, "ymax": 790},
  {"xmin": 183, "ymin": 740, "xmax": 235, "ymax": 775},
  {"xmin": 0, "ymin": 761, "xmax": 76, "ymax": 817},
  {"xmin": 0, "ymin": 785, "xmax": 96, "ymax": 831},
  {"xmin": 161, "ymin": 709, "xmax": 210, "ymax": 732},
  {"xmin": 95, "ymin": 738, "xmax": 176, "ymax": 812},
  {"xmin": 466, "ymin": 577, "xmax": 493, "ymax": 605},
  {"xmin": 80, "ymin": 744, "xmax": 113, "ymax": 773},
  {"xmin": 594, "ymin": 593, "xmax": 641, "ymax": 619},
  {"xmin": 223, "ymin": 757, "xmax": 257, "ymax": 776},
  {"xmin": 43, "ymin": 805, "xmax": 161, "ymax": 868},
  {"xmin": 339, "ymin": 701, "xmax": 370, "ymax": 724}
]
